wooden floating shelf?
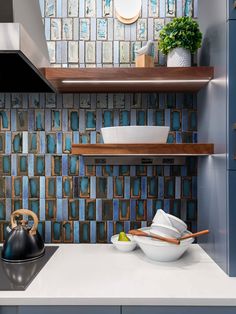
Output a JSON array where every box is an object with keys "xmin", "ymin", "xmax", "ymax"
[
  {"xmin": 72, "ymin": 144, "xmax": 214, "ymax": 156},
  {"xmin": 42, "ymin": 67, "xmax": 214, "ymax": 93}
]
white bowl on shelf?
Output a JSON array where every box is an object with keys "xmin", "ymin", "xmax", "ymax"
[
  {"xmin": 152, "ymin": 209, "xmax": 172, "ymax": 226},
  {"xmin": 111, "ymin": 234, "xmax": 137, "ymax": 252},
  {"xmin": 134, "ymin": 228, "xmax": 194, "ymax": 262},
  {"xmin": 150, "ymin": 223, "xmax": 181, "ymax": 239},
  {"xmin": 167, "ymin": 213, "xmax": 187, "ymax": 234},
  {"xmin": 101, "ymin": 126, "xmax": 170, "ymax": 144}
]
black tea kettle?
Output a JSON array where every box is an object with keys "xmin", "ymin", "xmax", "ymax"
[{"xmin": 1, "ymin": 209, "xmax": 45, "ymax": 263}]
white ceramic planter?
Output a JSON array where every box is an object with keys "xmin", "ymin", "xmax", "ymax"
[{"xmin": 167, "ymin": 47, "xmax": 191, "ymax": 67}]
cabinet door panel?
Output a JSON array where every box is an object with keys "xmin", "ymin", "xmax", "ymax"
[
  {"xmin": 122, "ymin": 306, "xmax": 236, "ymax": 314},
  {"xmin": 0, "ymin": 307, "xmax": 17, "ymax": 314},
  {"xmin": 228, "ymin": 0, "xmax": 236, "ymax": 19},
  {"xmin": 227, "ymin": 21, "xmax": 236, "ymax": 169},
  {"xmin": 18, "ymin": 306, "xmax": 120, "ymax": 314}
]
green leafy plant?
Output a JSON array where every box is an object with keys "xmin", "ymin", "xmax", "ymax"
[{"xmin": 158, "ymin": 17, "xmax": 202, "ymax": 55}]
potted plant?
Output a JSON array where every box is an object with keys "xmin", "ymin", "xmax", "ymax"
[{"xmin": 158, "ymin": 17, "xmax": 202, "ymax": 67}]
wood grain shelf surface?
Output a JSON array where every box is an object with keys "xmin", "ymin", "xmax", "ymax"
[
  {"xmin": 42, "ymin": 67, "xmax": 214, "ymax": 93},
  {"xmin": 72, "ymin": 143, "xmax": 214, "ymax": 156}
]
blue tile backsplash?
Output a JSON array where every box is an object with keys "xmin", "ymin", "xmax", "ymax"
[{"xmin": 0, "ymin": 0, "xmax": 198, "ymax": 243}]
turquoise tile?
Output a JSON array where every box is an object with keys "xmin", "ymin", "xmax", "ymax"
[
  {"xmin": 164, "ymin": 177, "xmax": 175, "ymax": 199},
  {"xmin": 70, "ymin": 111, "xmax": 79, "ymax": 131},
  {"xmin": 46, "ymin": 200, "xmax": 56, "ymax": 219},
  {"xmin": 0, "ymin": 133, "xmax": 5, "ymax": 152},
  {"xmin": 86, "ymin": 199, "xmax": 96, "ymax": 220},
  {"xmin": 171, "ymin": 110, "xmax": 181, "ymax": 131},
  {"xmin": 52, "ymin": 110, "xmax": 61, "ymax": 130},
  {"xmin": 137, "ymin": 111, "xmax": 146, "ymax": 125},
  {"xmin": 136, "ymin": 200, "xmax": 146, "ymax": 221},
  {"xmin": 35, "ymin": 155, "xmax": 45, "ymax": 176},
  {"xmin": 13, "ymin": 178, "xmax": 22, "ymax": 197},
  {"xmin": 131, "ymin": 177, "xmax": 141, "ymax": 198},
  {"xmin": 63, "ymin": 222, "xmax": 73, "ymax": 242},
  {"xmin": 46, "ymin": 133, "xmax": 56, "ymax": 153},
  {"xmin": 86, "ymin": 111, "xmax": 96, "ymax": 129},
  {"xmin": 120, "ymin": 111, "xmax": 130, "ymax": 126},
  {"xmin": 102, "ymin": 200, "xmax": 113, "ymax": 220},
  {"xmin": 0, "ymin": 200, "xmax": 5, "ymax": 220},
  {"xmin": 69, "ymin": 200, "xmax": 79, "ymax": 220},
  {"xmin": 19, "ymin": 155, "xmax": 28, "ymax": 174},
  {"xmin": 35, "ymin": 110, "xmax": 45, "ymax": 131},
  {"xmin": 28, "ymin": 133, "xmax": 38, "ymax": 153},
  {"xmin": 119, "ymin": 200, "xmax": 130, "ymax": 220},
  {"xmin": 103, "ymin": 110, "xmax": 112, "ymax": 127},
  {"xmin": 0, "ymin": 111, "xmax": 10, "ymax": 129},
  {"xmin": 47, "ymin": 178, "xmax": 56, "ymax": 198},
  {"xmin": 2, "ymin": 156, "xmax": 11, "ymax": 174},
  {"xmin": 156, "ymin": 110, "xmax": 164, "ymax": 126},
  {"xmin": 29, "ymin": 177, "xmax": 39, "ymax": 198},
  {"xmin": 80, "ymin": 222, "xmax": 90, "ymax": 243},
  {"xmin": 79, "ymin": 177, "xmax": 90, "ymax": 197},
  {"xmin": 29, "ymin": 199, "xmax": 40, "ymax": 217},
  {"xmin": 148, "ymin": 177, "xmax": 158, "ymax": 198},
  {"xmin": 74, "ymin": 221, "xmax": 80, "ymax": 243},
  {"xmin": 114, "ymin": 177, "xmax": 123, "ymax": 198},
  {"xmin": 52, "ymin": 222, "xmax": 62, "ymax": 242},
  {"xmin": 96, "ymin": 177, "xmax": 107, "ymax": 198},
  {"xmin": 96, "ymin": 222, "xmax": 106, "ymax": 243},
  {"xmin": 12, "ymin": 133, "xmax": 22, "ymax": 153}
]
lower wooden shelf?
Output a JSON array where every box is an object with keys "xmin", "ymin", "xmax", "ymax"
[{"xmin": 71, "ymin": 143, "xmax": 214, "ymax": 156}]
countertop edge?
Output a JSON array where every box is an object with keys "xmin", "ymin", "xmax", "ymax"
[{"xmin": 1, "ymin": 298, "xmax": 236, "ymax": 307}]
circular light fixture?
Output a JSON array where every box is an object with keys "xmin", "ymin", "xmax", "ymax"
[{"xmin": 114, "ymin": 0, "xmax": 142, "ymax": 24}]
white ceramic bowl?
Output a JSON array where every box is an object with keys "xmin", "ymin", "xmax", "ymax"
[
  {"xmin": 150, "ymin": 223, "xmax": 181, "ymax": 239},
  {"xmin": 152, "ymin": 209, "xmax": 172, "ymax": 226},
  {"xmin": 134, "ymin": 228, "xmax": 194, "ymax": 262},
  {"xmin": 101, "ymin": 126, "xmax": 170, "ymax": 144},
  {"xmin": 167, "ymin": 214, "xmax": 187, "ymax": 234},
  {"xmin": 111, "ymin": 234, "xmax": 137, "ymax": 252}
]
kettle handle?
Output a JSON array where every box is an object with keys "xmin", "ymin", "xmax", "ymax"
[{"xmin": 10, "ymin": 209, "xmax": 39, "ymax": 236}]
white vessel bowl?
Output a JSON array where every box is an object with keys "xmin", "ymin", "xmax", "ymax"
[
  {"xmin": 152, "ymin": 209, "xmax": 172, "ymax": 226},
  {"xmin": 101, "ymin": 126, "xmax": 170, "ymax": 144},
  {"xmin": 134, "ymin": 228, "xmax": 194, "ymax": 262},
  {"xmin": 111, "ymin": 234, "xmax": 137, "ymax": 252},
  {"xmin": 150, "ymin": 223, "xmax": 181, "ymax": 239},
  {"xmin": 166, "ymin": 213, "xmax": 188, "ymax": 234}
]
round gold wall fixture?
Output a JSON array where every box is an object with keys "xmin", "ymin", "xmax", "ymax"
[{"xmin": 114, "ymin": 0, "xmax": 142, "ymax": 24}]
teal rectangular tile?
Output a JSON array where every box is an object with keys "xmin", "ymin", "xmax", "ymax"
[
  {"xmin": 86, "ymin": 199, "xmax": 96, "ymax": 220},
  {"xmin": 79, "ymin": 222, "xmax": 90, "ymax": 243},
  {"xmin": 96, "ymin": 177, "xmax": 107, "ymax": 198},
  {"xmin": 46, "ymin": 133, "xmax": 56, "ymax": 154},
  {"xmin": 29, "ymin": 177, "xmax": 40, "ymax": 198},
  {"xmin": 86, "ymin": 111, "xmax": 96, "ymax": 130},
  {"xmin": 68, "ymin": 199, "xmax": 79, "ymax": 220},
  {"xmin": 164, "ymin": 177, "xmax": 175, "ymax": 199},
  {"xmin": 131, "ymin": 177, "xmax": 141, "ymax": 198}
]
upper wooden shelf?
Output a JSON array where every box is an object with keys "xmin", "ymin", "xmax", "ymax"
[
  {"xmin": 42, "ymin": 67, "xmax": 214, "ymax": 93},
  {"xmin": 72, "ymin": 143, "xmax": 214, "ymax": 156}
]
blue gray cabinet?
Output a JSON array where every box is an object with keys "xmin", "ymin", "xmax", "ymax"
[
  {"xmin": 198, "ymin": 0, "xmax": 236, "ymax": 276},
  {"xmin": 227, "ymin": 20, "xmax": 236, "ymax": 171},
  {"xmin": 228, "ymin": 0, "xmax": 236, "ymax": 19},
  {"xmin": 122, "ymin": 307, "xmax": 236, "ymax": 314},
  {"xmin": 0, "ymin": 306, "xmax": 121, "ymax": 314}
]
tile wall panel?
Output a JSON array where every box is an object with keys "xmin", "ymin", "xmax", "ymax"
[{"xmin": 0, "ymin": 0, "xmax": 198, "ymax": 243}]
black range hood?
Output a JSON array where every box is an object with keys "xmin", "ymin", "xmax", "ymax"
[{"xmin": 0, "ymin": 0, "xmax": 55, "ymax": 93}]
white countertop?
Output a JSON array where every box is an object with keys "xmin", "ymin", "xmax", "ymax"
[{"xmin": 1, "ymin": 244, "xmax": 236, "ymax": 306}]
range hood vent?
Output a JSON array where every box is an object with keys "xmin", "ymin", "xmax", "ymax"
[{"xmin": 0, "ymin": 0, "xmax": 54, "ymax": 93}]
